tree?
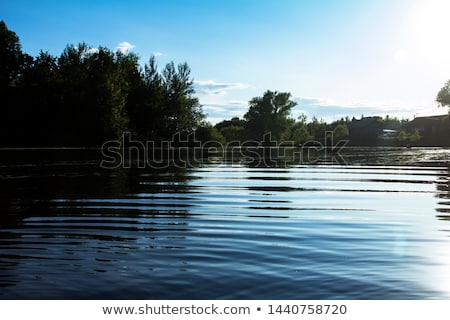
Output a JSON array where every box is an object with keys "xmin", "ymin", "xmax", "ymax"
[
  {"xmin": 0, "ymin": 20, "xmax": 33, "ymax": 145},
  {"xmin": 307, "ymin": 116, "xmax": 327, "ymax": 140},
  {"xmin": 285, "ymin": 115, "xmax": 312, "ymax": 144},
  {"xmin": 117, "ymin": 51, "xmax": 148, "ymax": 140},
  {"xmin": 436, "ymin": 80, "xmax": 450, "ymax": 112},
  {"xmin": 124, "ymin": 55, "xmax": 164, "ymax": 141},
  {"xmin": 220, "ymin": 126, "xmax": 245, "ymax": 142},
  {"xmin": 57, "ymin": 43, "xmax": 90, "ymax": 145},
  {"xmin": 215, "ymin": 117, "xmax": 246, "ymax": 131},
  {"xmin": 160, "ymin": 61, "xmax": 204, "ymax": 138},
  {"xmin": 291, "ymin": 124, "xmax": 312, "ymax": 143},
  {"xmin": 215, "ymin": 117, "xmax": 246, "ymax": 142},
  {"xmin": 19, "ymin": 50, "xmax": 60, "ymax": 145},
  {"xmin": 194, "ymin": 124, "xmax": 225, "ymax": 144},
  {"xmin": 86, "ymin": 47, "xmax": 129, "ymax": 142},
  {"xmin": 0, "ymin": 20, "xmax": 29, "ymax": 89},
  {"xmin": 397, "ymin": 130, "xmax": 420, "ymax": 142},
  {"xmin": 0, "ymin": 22, "xmax": 205, "ymax": 147},
  {"xmin": 333, "ymin": 124, "xmax": 349, "ymax": 140},
  {"xmin": 56, "ymin": 44, "xmax": 130, "ymax": 145},
  {"xmin": 244, "ymin": 90, "xmax": 297, "ymax": 142},
  {"xmin": 127, "ymin": 58, "xmax": 205, "ymax": 141}
]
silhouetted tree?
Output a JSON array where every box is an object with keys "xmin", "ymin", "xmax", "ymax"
[
  {"xmin": 285, "ymin": 113, "xmax": 312, "ymax": 144},
  {"xmin": 307, "ymin": 116, "xmax": 327, "ymax": 140},
  {"xmin": 57, "ymin": 43, "xmax": 91, "ymax": 145},
  {"xmin": 127, "ymin": 57, "xmax": 205, "ymax": 141},
  {"xmin": 194, "ymin": 124, "xmax": 225, "ymax": 144},
  {"xmin": 220, "ymin": 125, "xmax": 246, "ymax": 142},
  {"xmin": 160, "ymin": 61, "xmax": 204, "ymax": 138},
  {"xmin": 55, "ymin": 44, "xmax": 129, "ymax": 145},
  {"xmin": 215, "ymin": 117, "xmax": 246, "ymax": 142},
  {"xmin": 127, "ymin": 55, "xmax": 164, "ymax": 140},
  {"xmin": 19, "ymin": 51, "xmax": 60, "ymax": 145},
  {"xmin": 0, "ymin": 21, "xmax": 33, "ymax": 145},
  {"xmin": 0, "ymin": 21, "xmax": 29, "ymax": 90},
  {"xmin": 288, "ymin": 122, "xmax": 312, "ymax": 144},
  {"xmin": 437, "ymin": 80, "xmax": 450, "ymax": 112},
  {"xmin": 244, "ymin": 90, "xmax": 297, "ymax": 142},
  {"xmin": 0, "ymin": 21, "xmax": 208, "ymax": 147}
]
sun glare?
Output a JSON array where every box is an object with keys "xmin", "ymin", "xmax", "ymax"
[
  {"xmin": 393, "ymin": 49, "xmax": 406, "ymax": 62},
  {"xmin": 400, "ymin": 0, "xmax": 450, "ymax": 64}
]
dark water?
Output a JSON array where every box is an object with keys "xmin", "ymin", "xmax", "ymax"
[{"xmin": 0, "ymin": 148, "xmax": 449, "ymax": 299}]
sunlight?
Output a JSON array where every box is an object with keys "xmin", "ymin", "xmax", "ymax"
[
  {"xmin": 399, "ymin": 0, "xmax": 450, "ymax": 64},
  {"xmin": 393, "ymin": 49, "xmax": 406, "ymax": 62}
]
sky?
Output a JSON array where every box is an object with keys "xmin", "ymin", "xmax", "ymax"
[{"xmin": 2, "ymin": 0, "xmax": 450, "ymax": 124}]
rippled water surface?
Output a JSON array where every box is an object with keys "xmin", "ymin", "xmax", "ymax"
[{"xmin": 1, "ymin": 148, "xmax": 449, "ymax": 299}]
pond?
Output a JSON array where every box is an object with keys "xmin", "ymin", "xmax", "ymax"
[{"xmin": 0, "ymin": 147, "xmax": 449, "ymax": 299}]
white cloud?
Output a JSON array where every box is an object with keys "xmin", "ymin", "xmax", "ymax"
[
  {"xmin": 292, "ymin": 96, "xmax": 444, "ymax": 123},
  {"xmin": 116, "ymin": 41, "xmax": 135, "ymax": 54},
  {"xmin": 85, "ymin": 47, "xmax": 99, "ymax": 55},
  {"xmin": 199, "ymin": 94, "xmax": 445, "ymax": 124},
  {"xmin": 77, "ymin": 46, "xmax": 98, "ymax": 58},
  {"xmin": 201, "ymin": 101, "xmax": 248, "ymax": 124},
  {"xmin": 153, "ymin": 51, "xmax": 164, "ymax": 57},
  {"xmin": 195, "ymin": 80, "xmax": 248, "ymax": 97}
]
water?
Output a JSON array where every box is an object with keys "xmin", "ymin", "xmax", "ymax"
[{"xmin": 0, "ymin": 148, "xmax": 449, "ymax": 299}]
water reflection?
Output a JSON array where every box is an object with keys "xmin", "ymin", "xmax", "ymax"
[
  {"xmin": 417, "ymin": 164, "xmax": 450, "ymax": 298},
  {"xmin": 435, "ymin": 165, "xmax": 450, "ymax": 222}
]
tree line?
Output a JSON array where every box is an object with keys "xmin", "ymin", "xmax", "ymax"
[
  {"xmin": 214, "ymin": 82, "xmax": 450, "ymax": 147},
  {"xmin": 0, "ymin": 21, "xmax": 204, "ymax": 147},
  {"xmin": 1, "ymin": 20, "xmax": 449, "ymax": 148},
  {"xmin": 214, "ymin": 92, "xmax": 411, "ymax": 147}
]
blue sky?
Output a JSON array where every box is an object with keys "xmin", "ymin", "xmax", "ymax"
[{"xmin": 2, "ymin": 0, "xmax": 450, "ymax": 124}]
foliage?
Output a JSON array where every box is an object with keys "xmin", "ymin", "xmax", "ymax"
[
  {"xmin": 215, "ymin": 117, "xmax": 246, "ymax": 142},
  {"xmin": 397, "ymin": 130, "xmax": 420, "ymax": 142},
  {"xmin": 436, "ymin": 80, "xmax": 450, "ymax": 110},
  {"xmin": 0, "ymin": 21, "xmax": 31, "ymax": 89},
  {"xmin": 332, "ymin": 124, "xmax": 349, "ymax": 140},
  {"xmin": 220, "ymin": 125, "xmax": 246, "ymax": 142},
  {"xmin": 290, "ymin": 124, "xmax": 313, "ymax": 143},
  {"xmin": 244, "ymin": 90, "xmax": 297, "ymax": 142},
  {"xmin": 194, "ymin": 124, "xmax": 226, "ymax": 144},
  {"xmin": 2, "ymin": 20, "xmax": 450, "ymax": 147},
  {"xmin": 380, "ymin": 115, "xmax": 406, "ymax": 130},
  {"xmin": 307, "ymin": 117, "xmax": 327, "ymax": 141},
  {"xmin": 284, "ymin": 115, "xmax": 312, "ymax": 144},
  {"xmin": 0, "ymin": 21, "xmax": 204, "ymax": 147}
]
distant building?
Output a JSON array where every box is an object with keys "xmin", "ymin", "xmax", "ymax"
[
  {"xmin": 347, "ymin": 116, "xmax": 384, "ymax": 145},
  {"xmin": 347, "ymin": 116, "xmax": 384, "ymax": 131},
  {"xmin": 407, "ymin": 114, "xmax": 450, "ymax": 146},
  {"xmin": 408, "ymin": 115, "xmax": 448, "ymax": 136}
]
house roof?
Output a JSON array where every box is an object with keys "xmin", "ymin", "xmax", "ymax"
[
  {"xmin": 409, "ymin": 115, "xmax": 447, "ymax": 127},
  {"xmin": 347, "ymin": 117, "xmax": 383, "ymax": 130}
]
